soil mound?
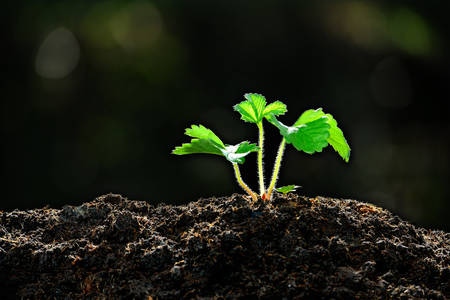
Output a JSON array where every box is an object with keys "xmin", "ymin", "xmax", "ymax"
[{"xmin": 0, "ymin": 193, "xmax": 448, "ymax": 299}]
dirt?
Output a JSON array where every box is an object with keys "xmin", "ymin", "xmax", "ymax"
[{"xmin": 0, "ymin": 193, "xmax": 448, "ymax": 299}]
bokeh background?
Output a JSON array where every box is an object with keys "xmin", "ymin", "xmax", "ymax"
[{"xmin": 2, "ymin": 1, "xmax": 449, "ymax": 230}]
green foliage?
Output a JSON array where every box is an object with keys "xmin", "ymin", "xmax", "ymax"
[
  {"xmin": 220, "ymin": 142, "xmax": 260, "ymax": 164},
  {"xmin": 267, "ymin": 115, "xmax": 331, "ymax": 154},
  {"xmin": 234, "ymin": 93, "xmax": 287, "ymax": 124},
  {"xmin": 263, "ymin": 101, "xmax": 288, "ymax": 118},
  {"xmin": 172, "ymin": 125, "xmax": 258, "ymax": 164},
  {"xmin": 324, "ymin": 114, "xmax": 351, "ymax": 162},
  {"xmin": 275, "ymin": 185, "xmax": 300, "ymax": 194},
  {"xmin": 293, "ymin": 108, "xmax": 351, "ymax": 162},
  {"xmin": 172, "ymin": 93, "xmax": 350, "ymax": 202}
]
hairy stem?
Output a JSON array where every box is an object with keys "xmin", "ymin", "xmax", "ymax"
[
  {"xmin": 257, "ymin": 122, "xmax": 265, "ymax": 196},
  {"xmin": 266, "ymin": 138, "xmax": 286, "ymax": 201},
  {"xmin": 233, "ymin": 163, "xmax": 258, "ymax": 202}
]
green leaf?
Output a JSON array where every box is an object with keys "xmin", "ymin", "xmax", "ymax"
[
  {"xmin": 267, "ymin": 115, "xmax": 330, "ymax": 154},
  {"xmin": 234, "ymin": 93, "xmax": 266, "ymax": 123},
  {"xmin": 172, "ymin": 138, "xmax": 224, "ymax": 157},
  {"xmin": 263, "ymin": 101, "xmax": 287, "ymax": 117},
  {"xmin": 172, "ymin": 138, "xmax": 223, "ymax": 156},
  {"xmin": 234, "ymin": 93, "xmax": 287, "ymax": 124},
  {"xmin": 220, "ymin": 141, "xmax": 259, "ymax": 164},
  {"xmin": 325, "ymin": 114, "xmax": 350, "ymax": 162},
  {"xmin": 292, "ymin": 118, "xmax": 330, "ymax": 153},
  {"xmin": 172, "ymin": 124, "xmax": 258, "ymax": 164},
  {"xmin": 185, "ymin": 124, "xmax": 225, "ymax": 148},
  {"xmin": 293, "ymin": 109, "xmax": 350, "ymax": 162},
  {"xmin": 293, "ymin": 108, "xmax": 325, "ymax": 126},
  {"xmin": 276, "ymin": 185, "xmax": 300, "ymax": 194}
]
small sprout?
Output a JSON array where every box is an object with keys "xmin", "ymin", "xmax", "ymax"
[
  {"xmin": 172, "ymin": 94, "xmax": 350, "ymax": 203},
  {"xmin": 275, "ymin": 185, "xmax": 300, "ymax": 194}
]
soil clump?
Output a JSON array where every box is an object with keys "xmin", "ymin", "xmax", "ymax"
[{"xmin": 0, "ymin": 193, "xmax": 448, "ymax": 299}]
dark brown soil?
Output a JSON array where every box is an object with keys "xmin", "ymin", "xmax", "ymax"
[{"xmin": 0, "ymin": 193, "xmax": 448, "ymax": 299}]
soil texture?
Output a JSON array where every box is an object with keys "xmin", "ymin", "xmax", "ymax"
[{"xmin": 0, "ymin": 193, "xmax": 448, "ymax": 299}]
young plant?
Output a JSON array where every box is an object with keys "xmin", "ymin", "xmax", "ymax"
[
  {"xmin": 172, "ymin": 124, "xmax": 259, "ymax": 201},
  {"xmin": 172, "ymin": 93, "xmax": 350, "ymax": 203}
]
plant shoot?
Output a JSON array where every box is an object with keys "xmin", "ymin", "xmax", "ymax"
[{"xmin": 172, "ymin": 93, "xmax": 350, "ymax": 202}]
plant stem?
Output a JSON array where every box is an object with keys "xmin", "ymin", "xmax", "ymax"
[
  {"xmin": 257, "ymin": 122, "xmax": 265, "ymax": 196},
  {"xmin": 233, "ymin": 163, "xmax": 258, "ymax": 202},
  {"xmin": 266, "ymin": 138, "xmax": 286, "ymax": 201}
]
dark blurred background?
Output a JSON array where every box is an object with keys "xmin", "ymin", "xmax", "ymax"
[{"xmin": 2, "ymin": 1, "xmax": 449, "ymax": 230}]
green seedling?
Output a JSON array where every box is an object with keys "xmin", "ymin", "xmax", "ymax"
[{"xmin": 172, "ymin": 93, "xmax": 350, "ymax": 202}]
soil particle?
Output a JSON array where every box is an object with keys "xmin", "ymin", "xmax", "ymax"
[{"xmin": 0, "ymin": 193, "xmax": 448, "ymax": 299}]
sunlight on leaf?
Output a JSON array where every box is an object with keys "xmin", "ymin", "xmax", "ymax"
[
  {"xmin": 293, "ymin": 109, "xmax": 350, "ymax": 161},
  {"xmin": 234, "ymin": 93, "xmax": 286, "ymax": 124},
  {"xmin": 267, "ymin": 115, "xmax": 330, "ymax": 154},
  {"xmin": 172, "ymin": 124, "xmax": 258, "ymax": 164}
]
